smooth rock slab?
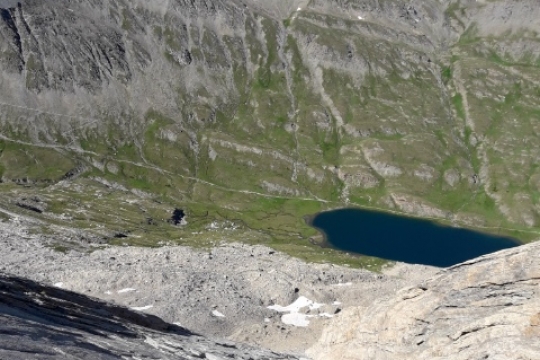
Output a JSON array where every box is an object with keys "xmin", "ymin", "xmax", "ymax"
[{"xmin": 308, "ymin": 241, "xmax": 540, "ymax": 360}]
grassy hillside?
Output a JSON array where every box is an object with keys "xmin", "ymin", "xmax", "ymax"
[{"xmin": 0, "ymin": 0, "xmax": 539, "ymax": 268}]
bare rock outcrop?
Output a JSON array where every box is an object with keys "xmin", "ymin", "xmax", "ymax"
[
  {"xmin": 308, "ymin": 241, "xmax": 540, "ymax": 360},
  {"xmin": 0, "ymin": 272, "xmax": 302, "ymax": 360}
]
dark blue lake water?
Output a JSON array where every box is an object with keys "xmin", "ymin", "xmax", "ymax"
[{"xmin": 309, "ymin": 208, "xmax": 520, "ymax": 267}]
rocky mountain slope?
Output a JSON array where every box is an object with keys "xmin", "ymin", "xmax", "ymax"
[
  {"xmin": 0, "ymin": 271, "xmax": 302, "ymax": 360},
  {"xmin": 307, "ymin": 240, "xmax": 540, "ymax": 360},
  {"xmin": 1, "ymin": 1, "xmax": 539, "ymax": 358},
  {"xmin": 0, "ymin": 0, "xmax": 539, "ymax": 263},
  {"xmin": 0, "ymin": 216, "xmax": 437, "ymax": 353},
  {"xmin": 1, "ymin": 211, "xmax": 538, "ymax": 359}
]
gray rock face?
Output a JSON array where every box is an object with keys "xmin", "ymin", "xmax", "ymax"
[
  {"xmin": 0, "ymin": 272, "xmax": 302, "ymax": 360},
  {"xmin": 308, "ymin": 241, "xmax": 540, "ymax": 360},
  {"xmin": 1, "ymin": 0, "xmax": 539, "ymax": 234},
  {"xmin": 0, "ymin": 0, "xmax": 19, "ymax": 8}
]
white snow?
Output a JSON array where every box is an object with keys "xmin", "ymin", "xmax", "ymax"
[
  {"xmin": 297, "ymin": 7, "xmax": 301, "ymax": 11},
  {"xmin": 212, "ymin": 310, "xmax": 226, "ymax": 317},
  {"xmin": 267, "ymin": 296, "xmax": 323, "ymax": 312},
  {"xmin": 319, "ymin": 313, "xmax": 334, "ymax": 318},
  {"xmin": 53, "ymin": 282, "xmax": 64, "ymax": 288},
  {"xmin": 118, "ymin": 288, "xmax": 137, "ymax": 293},
  {"xmin": 334, "ymin": 282, "xmax": 352, "ymax": 287},
  {"xmin": 358, "ymin": 15, "xmax": 363, "ymax": 20},
  {"xmin": 105, "ymin": 290, "xmax": 112, "ymax": 295},
  {"xmin": 282, "ymin": 312, "xmax": 310, "ymax": 327},
  {"xmin": 333, "ymin": 301, "xmax": 342, "ymax": 305},
  {"xmin": 131, "ymin": 305, "xmax": 153, "ymax": 311},
  {"xmin": 267, "ymin": 296, "xmax": 328, "ymax": 327}
]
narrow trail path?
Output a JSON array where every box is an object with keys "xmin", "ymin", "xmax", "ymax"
[{"xmin": 0, "ymin": 98, "xmax": 538, "ymax": 236}]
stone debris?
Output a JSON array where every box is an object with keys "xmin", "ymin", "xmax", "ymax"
[
  {"xmin": 0, "ymin": 218, "xmax": 436, "ymax": 353},
  {"xmin": 0, "ymin": 273, "xmax": 302, "ymax": 360}
]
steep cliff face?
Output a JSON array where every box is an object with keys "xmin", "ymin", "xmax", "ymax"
[
  {"xmin": 0, "ymin": 0, "xmax": 539, "ymax": 257},
  {"xmin": 307, "ymin": 241, "xmax": 540, "ymax": 360}
]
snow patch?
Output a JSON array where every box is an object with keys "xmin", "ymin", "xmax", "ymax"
[
  {"xmin": 53, "ymin": 282, "xmax": 64, "ymax": 288},
  {"xmin": 131, "ymin": 305, "xmax": 153, "ymax": 311},
  {"xmin": 319, "ymin": 313, "xmax": 334, "ymax": 318},
  {"xmin": 268, "ymin": 296, "xmax": 323, "ymax": 313},
  {"xmin": 118, "ymin": 288, "xmax": 137, "ymax": 293},
  {"xmin": 282, "ymin": 312, "xmax": 310, "ymax": 327},
  {"xmin": 212, "ymin": 310, "xmax": 226, "ymax": 318},
  {"xmin": 267, "ymin": 296, "xmax": 328, "ymax": 327},
  {"xmin": 358, "ymin": 15, "xmax": 363, "ymax": 20}
]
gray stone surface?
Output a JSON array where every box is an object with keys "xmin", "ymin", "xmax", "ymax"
[
  {"xmin": 0, "ymin": 272, "xmax": 301, "ymax": 360},
  {"xmin": 0, "ymin": 214, "xmax": 437, "ymax": 354},
  {"xmin": 308, "ymin": 241, "xmax": 540, "ymax": 360},
  {"xmin": 0, "ymin": 0, "xmax": 20, "ymax": 8}
]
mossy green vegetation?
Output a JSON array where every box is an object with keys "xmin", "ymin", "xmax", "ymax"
[
  {"xmin": 0, "ymin": 140, "xmax": 75, "ymax": 182},
  {"xmin": 2, "ymin": 3, "xmax": 540, "ymax": 272},
  {"xmin": 441, "ymin": 66, "xmax": 452, "ymax": 84},
  {"xmin": 459, "ymin": 24, "xmax": 480, "ymax": 45},
  {"xmin": 452, "ymin": 94, "xmax": 466, "ymax": 121}
]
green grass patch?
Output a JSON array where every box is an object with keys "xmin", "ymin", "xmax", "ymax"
[
  {"xmin": 452, "ymin": 94, "xmax": 466, "ymax": 120},
  {"xmin": 164, "ymin": 26, "xmax": 181, "ymax": 51},
  {"xmin": 50, "ymin": 244, "xmax": 70, "ymax": 253},
  {"xmin": 441, "ymin": 66, "xmax": 452, "ymax": 84},
  {"xmin": 121, "ymin": 9, "xmax": 135, "ymax": 31},
  {"xmin": 459, "ymin": 24, "xmax": 480, "ymax": 45},
  {"xmin": 0, "ymin": 141, "xmax": 75, "ymax": 182}
]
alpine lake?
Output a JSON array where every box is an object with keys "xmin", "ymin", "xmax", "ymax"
[{"xmin": 308, "ymin": 208, "xmax": 520, "ymax": 267}]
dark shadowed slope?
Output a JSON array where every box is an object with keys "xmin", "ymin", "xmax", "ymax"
[{"xmin": 0, "ymin": 273, "xmax": 301, "ymax": 360}]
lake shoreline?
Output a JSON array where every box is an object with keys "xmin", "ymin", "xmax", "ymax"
[
  {"xmin": 306, "ymin": 205, "xmax": 524, "ymax": 246},
  {"xmin": 305, "ymin": 207, "xmax": 521, "ymax": 267}
]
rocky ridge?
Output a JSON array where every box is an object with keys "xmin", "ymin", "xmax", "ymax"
[{"xmin": 307, "ymin": 241, "xmax": 540, "ymax": 360}]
